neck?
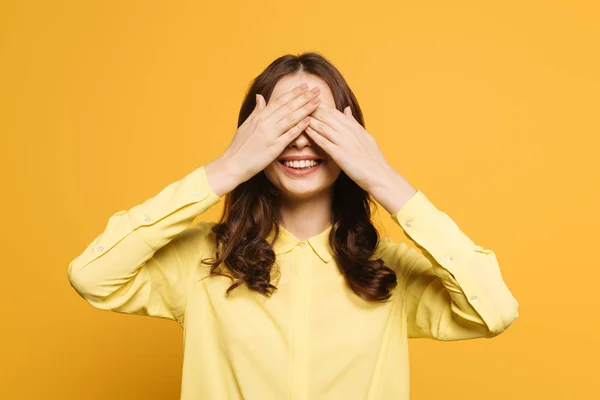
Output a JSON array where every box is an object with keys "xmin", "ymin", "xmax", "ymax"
[{"xmin": 278, "ymin": 187, "xmax": 333, "ymax": 242}]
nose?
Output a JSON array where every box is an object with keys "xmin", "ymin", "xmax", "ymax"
[{"xmin": 288, "ymin": 130, "xmax": 313, "ymax": 149}]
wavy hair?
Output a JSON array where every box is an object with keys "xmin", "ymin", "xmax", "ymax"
[{"xmin": 200, "ymin": 52, "xmax": 397, "ymax": 302}]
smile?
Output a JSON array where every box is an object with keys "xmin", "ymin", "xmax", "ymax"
[{"xmin": 278, "ymin": 159, "xmax": 324, "ymax": 175}]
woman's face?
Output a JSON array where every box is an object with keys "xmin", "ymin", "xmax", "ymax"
[{"xmin": 263, "ymin": 72, "xmax": 342, "ymax": 200}]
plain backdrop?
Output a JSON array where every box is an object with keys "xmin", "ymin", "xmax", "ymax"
[{"xmin": 1, "ymin": 0, "xmax": 598, "ymax": 399}]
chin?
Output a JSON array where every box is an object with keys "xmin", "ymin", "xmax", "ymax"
[
  {"xmin": 275, "ymin": 176, "xmax": 339, "ymax": 200},
  {"xmin": 282, "ymin": 182, "xmax": 326, "ymax": 196}
]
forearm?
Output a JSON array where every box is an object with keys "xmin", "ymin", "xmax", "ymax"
[{"xmin": 68, "ymin": 165, "xmax": 222, "ymax": 302}]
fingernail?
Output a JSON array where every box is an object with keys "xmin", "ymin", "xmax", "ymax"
[{"xmin": 299, "ymin": 83, "xmax": 308, "ymax": 90}]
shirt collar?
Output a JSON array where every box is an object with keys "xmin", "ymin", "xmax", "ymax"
[{"xmin": 266, "ymin": 223, "xmax": 334, "ymax": 263}]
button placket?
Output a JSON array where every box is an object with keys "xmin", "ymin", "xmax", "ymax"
[{"xmin": 288, "ymin": 241, "xmax": 311, "ymax": 398}]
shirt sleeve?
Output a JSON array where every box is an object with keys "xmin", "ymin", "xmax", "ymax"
[
  {"xmin": 67, "ymin": 165, "xmax": 222, "ymax": 324},
  {"xmin": 380, "ymin": 190, "xmax": 519, "ymax": 340}
]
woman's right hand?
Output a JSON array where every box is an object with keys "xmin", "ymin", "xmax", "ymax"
[{"xmin": 205, "ymin": 83, "xmax": 322, "ymax": 197}]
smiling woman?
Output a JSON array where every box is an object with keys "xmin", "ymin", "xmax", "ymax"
[
  {"xmin": 68, "ymin": 51, "xmax": 519, "ymax": 400},
  {"xmin": 204, "ymin": 53, "xmax": 395, "ymax": 302}
]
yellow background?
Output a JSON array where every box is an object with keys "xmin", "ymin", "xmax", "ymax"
[{"xmin": 2, "ymin": 0, "xmax": 598, "ymax": 398}]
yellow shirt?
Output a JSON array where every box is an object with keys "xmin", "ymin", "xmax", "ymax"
[{"xmin": 68, "ymin": 165, "xmax": 519, "ymax": 399}]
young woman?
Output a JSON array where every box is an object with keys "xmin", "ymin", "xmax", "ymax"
[{"xmin": 68, "ymin": 52, "xmax": 519, "ymax": 399}]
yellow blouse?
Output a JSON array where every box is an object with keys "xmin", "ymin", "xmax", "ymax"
[{"xmin": 67, "ymin": 164, "xmax": 519, "ymax": 400}]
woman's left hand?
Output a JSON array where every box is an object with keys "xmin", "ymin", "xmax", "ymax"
[{"xmin": 305, "ymin": 102, "xmax": 393, "ymax": 193}]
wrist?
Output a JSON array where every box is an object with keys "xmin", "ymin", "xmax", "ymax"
[
  {"xmin": 205, "ymin": 156, "xmax": 243, "ymax": 198},
  {"xmin": 370, "ymin": 167, "xmax": 418, "ymax": 215}
]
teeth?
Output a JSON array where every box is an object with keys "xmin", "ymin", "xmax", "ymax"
[{"xmin": 282, "ymin": 159, "xmax": 321, "ymax": 169}]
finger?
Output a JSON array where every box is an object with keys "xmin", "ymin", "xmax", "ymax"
[
  {"xmin": 263, "ymin": 83, "xmax": 310, "ymax": 118},
  {"xmin": 248, "ymin": 93, "xmax": 266, "ymax": 119},
  {"xmin": 257, "ymin": 94, "xmax": 266, "ymax": 110},
  {"xmin": 325, "ymin": 102, "xmax": 354, "ymax": 127},
  {"xmin": 307, "ymin": 116, "xmax": 339, "ymax": 144},
  {"xmin": 274, "ymin": 95, "xmax": 321, "ymax": 134},
  {"xmin": 305, "ymin": 125, "xmax": 336, "ymax": 155},
  {"xmin": 343, "ymin": 106, "xmax": 358, "ymax": 127},
  {"xmin": 276, "ymin": 116, "xmax": 311, "ymax": 147},
  {"xmin": 271, "ymin": 86, "xmax": 320, "ymax": 123},
  {"xmin": 344, "ymin": 106, "xmax": 353, "ymax": 119},
  {"xmin": 311, "ymin": 103, "xmax": 348, "ymax": 133}
]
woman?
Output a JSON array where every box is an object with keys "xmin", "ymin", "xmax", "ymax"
[{"xmin": 68, "ymin": 52, "xmax": 519, "ymax": 399}]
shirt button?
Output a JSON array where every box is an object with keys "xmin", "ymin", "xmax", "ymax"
[
  {"xmin": 97, "ymin": 246, "xmax": 104, "ymax": 253},
  {"xmin": 443, "ymin": 256, "xmax": 451, "ymax": 263},
  {"xmin": 471, "ymin": 295, "xmax": 478, "ymax": 302},
  {"xmin": 144, "ymin": 215, "xmax": 152, "ymax": 223},
  {"xmin": 299, "ymin": 242, "xmax": 307, "ymax": 249},
  {"xmin": 193, "ymin": 190, "xmax": 200, "ymax": 196},
  {"xmin": 405, "ymin": 218, "xmax": 413, "ymax": 227}
]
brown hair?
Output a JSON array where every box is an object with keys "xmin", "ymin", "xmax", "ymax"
[{"xmin": 200, "ymin": 52, "xmax": 397, "ymax": 302}]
